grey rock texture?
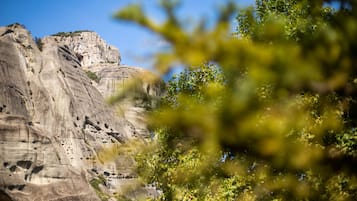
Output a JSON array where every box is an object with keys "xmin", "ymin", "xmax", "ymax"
[
  {"xmin": 96, "ymin": 65, "xmax": 165, "ymax": 139},
  {"xmin": 42, "ymin": 31, "xmax": 120, "ymax": 67},
  {"xmin": 96, "ymin": 65, "xmax": 163, "ymax": 99},
  {"xmin": 44, "ymin": 31, "xmax": 165, "ymax": 142},
  {"xmin": 0, "ymin": 23, "xmax": 163, "ymax": 201}
]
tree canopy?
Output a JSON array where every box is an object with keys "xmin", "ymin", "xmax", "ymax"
[{"xmin": 115, "ymin": 0, "xmax": 357, "ymax": 200}]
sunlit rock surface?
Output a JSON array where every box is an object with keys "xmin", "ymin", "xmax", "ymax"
[
  {"xmin": 43, "ymin": 31, "xmax": 120, "ymax": 67},
  {"xmin": 0, "ymin": 23, "xmax": 163, "ymax": 201}
]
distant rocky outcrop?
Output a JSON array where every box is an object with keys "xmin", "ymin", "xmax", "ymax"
[
  {"xmin": 43, "ymin": 30, "xmax": 120, "ymax": 67},
  {"xmin": 0, "ymin": 23, "xmax": 163, "ymax": 201}
]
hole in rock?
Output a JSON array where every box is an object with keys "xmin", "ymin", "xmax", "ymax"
[
  {"xmin": 16, "ymin": 160, "xmax": 32, "ymax": 169},
  {"xmin": 9, "ymin": 166, "xmax": 16, "ymax": 172},
  {"xmin": 7, "ymin": 185, "xmax": 15, "ymax": 191},
  {"xmin": 18, "ymin": 185, "xmax": 25, "ymax": 191},
  {"xmin": 31, "ymin": 165, "xmax": 44, "ymax": 174}
]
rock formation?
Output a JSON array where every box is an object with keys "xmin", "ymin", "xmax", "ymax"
[
  {"xmin": 44, "ymin": 31, "xmax": 120, "ymax": 67},
  {"xmin": 0, "ymin": 23, "xmax": 163, "ymax": 201}
]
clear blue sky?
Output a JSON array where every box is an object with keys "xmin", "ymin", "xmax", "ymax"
[{"xmin": 0, "ymin": 0, "xmax": 253, "ymax": 70}]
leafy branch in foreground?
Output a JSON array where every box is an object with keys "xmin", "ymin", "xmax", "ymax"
[{"xmin": 115, "ymin": 0, "xmax": 357, "ymax": 200}]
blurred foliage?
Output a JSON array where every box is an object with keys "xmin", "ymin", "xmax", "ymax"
[
  {"xmin": 106, "ymin": 71, "xmax": 165, "ymax": 110},
  {"xmin": 115, "ymin": 0, "xmax": 357, "ymax": 200},
  {"xmin": 163, "ymin": 63, "xmax": 224, "ymax": 106}
]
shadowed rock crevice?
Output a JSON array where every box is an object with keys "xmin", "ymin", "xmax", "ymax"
[
  {"xmin": 16, "ymin": 160, "xmax": 32, "ymax": 169},
  {"xmin": 7, "ymin": 184, "xmax": 25, "ymax": 191},
  {"xmin": 31, "ymin": 165, "xmax": 44, "ymax": 174},
  {"xmin": 0, "ymin": 190, "xmax": 13, "ymax": 201}
]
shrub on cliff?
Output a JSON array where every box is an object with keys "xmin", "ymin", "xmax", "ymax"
[
  {"xmin": 51, "ymin": 30, "xmax": 92, "ymax": 37},
  {"xmin": 34, "ymin": 37, "xmax": 43, "ymax": 51},
  {"xmin": 85, "ymin": 70, "xmax": 99, "ymax": 83}
]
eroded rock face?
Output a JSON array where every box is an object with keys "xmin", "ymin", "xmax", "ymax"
[
  {"xmin": 96, "ymin": 65, "xmax": 164, "ymax": 99},
  {"xmin": 42, "ymin": 31, "xmax": 120, "ymax": 67},
  {"xmin": 0, "ymin": 23, "xmax": 162, "ymax": 201},
  {"xmin": 44, "ymin": 30, "xmax": 165, "ymax": 142},
  {"xmin": 0, "ymin": 23, "xmax": 106, "ymax": 201},
  {"xmin": 96, "ymin": 66, "xmax": 165, "ymax": 139}
]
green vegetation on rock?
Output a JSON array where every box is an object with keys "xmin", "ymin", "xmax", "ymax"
[
  {"xmin": 52, "ymin": 30, "xmax": 93, "ymax": 37},
  {"xmin": 85, "ymin": 70, "xmax": 100, "ymax": 83},
  {"xmin": 90, "ymin": 175, "xmax": 110, "ymax": 201},
  {"xmin": 34, "ymin": 37, "xmax": 43, "ymax": 51}
]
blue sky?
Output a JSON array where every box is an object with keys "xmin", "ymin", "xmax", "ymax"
[{"xmin": 0, "ymin": 0, "xmax": 253, "ymax": 70}]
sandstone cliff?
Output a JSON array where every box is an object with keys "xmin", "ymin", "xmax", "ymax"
[
  {"xmin": 43, "ymin": 31, "xmax": 120, "ymax": 67},
  {"xmin": 0, "ymin": 23, "xmax": 163, "ymax": 201}
]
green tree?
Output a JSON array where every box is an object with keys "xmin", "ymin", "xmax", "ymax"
[
  {"xmin": 163, "ymin": 63, "xmax": 224, "ymax": 106},
  {"xmin": 115, "ymin": 0, "xmax": 357, "ymax": 200}
]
